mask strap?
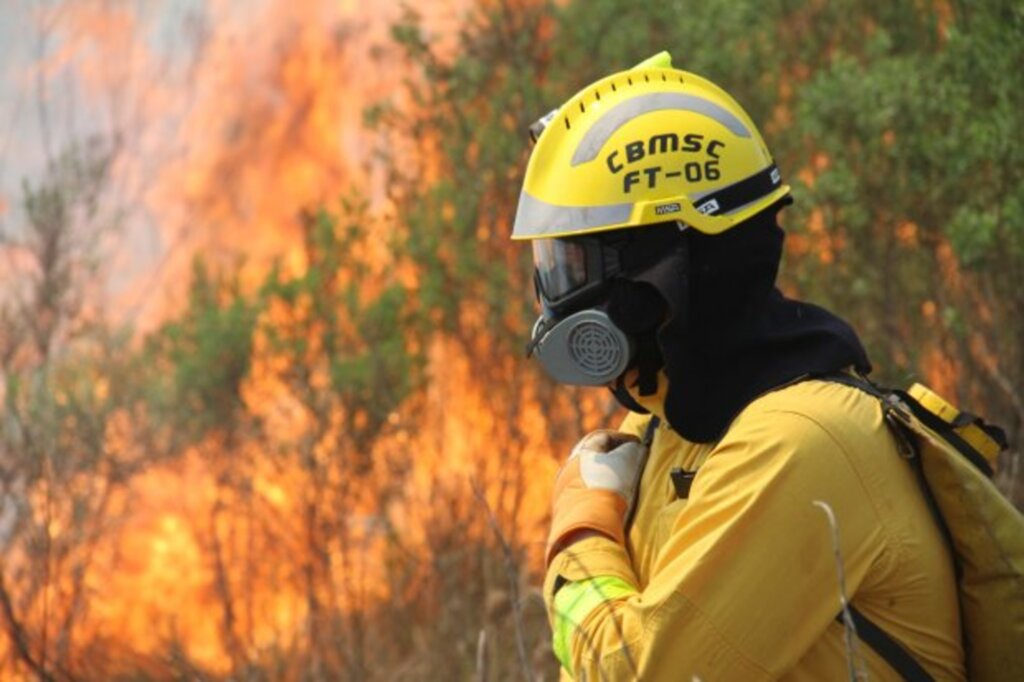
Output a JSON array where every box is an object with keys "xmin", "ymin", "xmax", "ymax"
[
  {"xmin": 610, "ymin": 375, "xmax": 651, "ymax": 414},
  {"xmin": 636, "ymin": 341, "xmax": 661, "ymax": 396}
]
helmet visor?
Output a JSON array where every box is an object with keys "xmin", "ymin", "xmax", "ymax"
[{"xmin": 532, "ymin": 239, "xmax": 588, "ymax": 302}]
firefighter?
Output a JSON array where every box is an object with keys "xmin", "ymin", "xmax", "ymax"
[{"xmin": 514, "ymin": 52, "xmax": 964, "ymax": 680}]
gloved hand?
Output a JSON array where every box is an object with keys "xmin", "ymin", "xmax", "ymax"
[{"xmin": 546, "ymin": 430, "xmax": 647, "ymax": 565}]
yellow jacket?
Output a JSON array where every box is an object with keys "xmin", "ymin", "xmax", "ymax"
[{"xmin": 544, "ymin": 378, "xmax": 965, "ymax": 680}]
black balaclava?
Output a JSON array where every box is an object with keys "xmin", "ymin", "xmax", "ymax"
[{"xmin": 607, "ymin": 206, "xmax": 871, "ymax": 443}]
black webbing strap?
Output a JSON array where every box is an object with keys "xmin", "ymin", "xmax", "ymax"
[
  {"xmin": 816, "ymin": 370, "xmax": 886, "ymax": 400},
  {"xmin": 693, "ymin": 163, "xmax": 782, "ymax": 217},
  {"xmin": 553, "ymin": 416, "xmax": 663, "ymax": 598},
  {"xmin": 890, "ymin": 387, "xmax": 995, "ymax": 477},
  {"xmin": 816, "ymin": 373, "xmax": 941, "ymax": 682},
  {"xmin": 642, "ymin": 416, "xmax": 661, "ymax": 447},
  {"xmin": 623, "ymin": 416, "xmax": 661, "ymax": 535},
  {"xmin": 820, "ymin": 373, "xmax": 959, "ymax": 552},
  {"xmin": 609, "ymin": 380, "xmax": 651, "ymax": 416},
  {"xmin": 835, "ymin": 606, "xmax": 935, "ymax": 682},
  {"xmin": 820, "ymin": 372, "xmax": 996, "ymax": 477}
]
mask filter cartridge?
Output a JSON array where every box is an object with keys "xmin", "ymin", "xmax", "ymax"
[{"xmin": 530, "ymin": 309, "xmax": 634, "ymax": 386}]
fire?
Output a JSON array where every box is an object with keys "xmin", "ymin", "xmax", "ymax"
[
  {"xmin": 0, "ymin": 0, "xmax": 847, "ymax": 668},
  {"xmin": 4, "ymin": 1, "xmax": 588, "ymax": 676},
  {"xmin": 150, "ymin": 0, "xmax": 388, "ymax": 302},
  {"xmin": 88, "ymin": 460, "xmax": 219, "ymax": 663}
]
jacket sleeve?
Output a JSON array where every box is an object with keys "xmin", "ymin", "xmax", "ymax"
[{"xmin": 543, "ymin": 409, "xmax": 896, "ymax": 680}]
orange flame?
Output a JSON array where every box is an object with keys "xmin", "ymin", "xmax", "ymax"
[{"xmin": 5, "ymin": 1, "xmax": 585, "ymax": 677}]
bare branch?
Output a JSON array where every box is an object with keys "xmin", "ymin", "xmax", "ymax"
[
  {"xmin": 813, "ymin": 500, "xmax": 868, "ymax": 682},
  {"xmin": 470, "ymin": 477, "xmax": 531, "ymax": 682}
]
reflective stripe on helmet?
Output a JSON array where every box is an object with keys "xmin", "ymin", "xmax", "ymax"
[
  {"xmin": 571, "ymin": 92, "xmax": 753, "ymax": 167},
  {"xmin": 513, "ymin": 191, "xmax": 634, "ymax": 238},
  {"xmin": 552, "ymin": 575, "xmax": 636, "ymax": 673}
]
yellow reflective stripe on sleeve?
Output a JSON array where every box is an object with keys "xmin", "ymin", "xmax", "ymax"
[{"xmin": 552, "ymin": 575, "xmax": 636, "ymax": 674}]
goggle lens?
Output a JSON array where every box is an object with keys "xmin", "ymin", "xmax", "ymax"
[{"xmin": 532, "ymin": 239, "xmax": 588, "ymax": 302}]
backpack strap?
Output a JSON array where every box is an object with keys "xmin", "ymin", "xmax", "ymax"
[
  {"xmin": 822, "ymin": 372, "xmax": 996, "ymax": 477},
  {"xmin": 642, "ymin": 415, "xmax": 661, "ymax": 448},
  {"xmin": 834, "ymin": 606, "xmax": 935, "ymax": 682},
  {"xmin": 816, "ymin": 373, "xmax": 961, "ymax": 549},
  {"xmin": 816, "ymin": 373, "xmax": 939, "ymax": 682},
  {"xmin": 624, "ymin": 416, "xmax": 661, "ymax": 534},
  {"xmin": 818, "ymin": 370, "xmax": 887, "ymax": 399},
  {"xmin": 891, "ymin": 389, "xmax": 995, "ymax": 476}
]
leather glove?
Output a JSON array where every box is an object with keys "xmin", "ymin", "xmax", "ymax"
[{"xmin": 546, "ymin": 430, "xmax": 647, "ymax": 565}]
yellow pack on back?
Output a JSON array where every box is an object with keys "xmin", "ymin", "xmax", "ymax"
[
  {"xmin": 907, "ymin": 383, "xmax": 1003, "ymax": 468},
  {"xmin": 829, "ymin": 373, "xmax": 1024, "ymax": 681},
  {"xmin": 888, "ymin": 383, "xmax": 1024, "ymax": 681}
]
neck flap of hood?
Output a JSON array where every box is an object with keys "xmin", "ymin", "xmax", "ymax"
[{"xmin": 624, "ymin": 208, "xmax": 872, "ymax": 443}]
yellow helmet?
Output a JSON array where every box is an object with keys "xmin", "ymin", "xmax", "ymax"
[{"xmin": 511, "ymin": 51, "xmax": 790, "ymax": 240}]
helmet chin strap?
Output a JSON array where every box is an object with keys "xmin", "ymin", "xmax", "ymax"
[
  {"xmin": 603, "ymin": 256, "xmax": 680, "ymax": 412},
  {"xmin": 633, "ymin": 331, "xmax": 664, "ymax": 396},
  {"xmin": 605, "ymin": 321, "xmax": 664, "ymax": 412},
  {"xmin": 606, "ymin": 235, "xmax": 688, "ymax": 404}
]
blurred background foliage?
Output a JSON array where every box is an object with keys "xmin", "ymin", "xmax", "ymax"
[{"xmin": 0, "ymin": 0, "xmax": 1021, "ymax": 679}]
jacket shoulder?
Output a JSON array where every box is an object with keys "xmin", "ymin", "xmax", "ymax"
[{"xmin": 736, "ymin": 378, "xmax": 888, "ymax": 448}]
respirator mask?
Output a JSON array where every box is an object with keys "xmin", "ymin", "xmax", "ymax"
[{"xmin": 526, "ymin": 223, "xmax": 684, "ymax": 388}]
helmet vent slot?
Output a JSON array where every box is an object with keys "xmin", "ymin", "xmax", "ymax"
[
  {"xmin": 568, "ymin": 321, "xmax": 624, "ymax": 377},
  {"xmin": 564, "ymin": 117, "xmax": 571, "ymax": 130},
  {"xmin": 579, "ymin": 101, "xmax": 586, "ymax": 113}
]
